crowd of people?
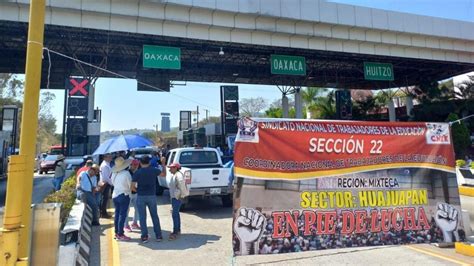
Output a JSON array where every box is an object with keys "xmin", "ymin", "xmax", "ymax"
[
  {"xmin": 233, "ymin": 210, "xmax": 467, "ymax": 255},
  {"xmin": 74, "ymin": 148, "xmax": 188, "ymax": 243}
]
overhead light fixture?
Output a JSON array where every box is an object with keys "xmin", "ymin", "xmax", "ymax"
[
  {"xmin": 219, "ymin": 47, "xmax": 224, "ymax": 56},
  {"xmin": 233, "ymin": 73, "xmax": 239, "ymax": 76}
]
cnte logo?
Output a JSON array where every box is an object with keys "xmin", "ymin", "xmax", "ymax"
[
  {"xmin": 144, "ymin": 53, "xmax": 179, "ymax": 62},
  {"xmin": 425, "ymin": 123, "xmax": 450, "ymax": 145},
  {"xmin": 430, "ymin": 135, "xmax": 449, "ymax": 142}
]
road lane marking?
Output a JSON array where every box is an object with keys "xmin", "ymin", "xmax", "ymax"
[
  {"xmin": 406, "ymin": 245, "xmax": 471, "ymax": 266},
  {"xmin": 107, "ymin": 208, "xmax": 120, "ymax": 266},
  {"xmin": 459, "ymin": 186, "xmax": 474, "ymax": 197}
]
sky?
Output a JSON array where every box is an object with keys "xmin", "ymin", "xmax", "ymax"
[
  {"xmin": 44, "ymin": 0, "xmax": 474, "ymax": 133},
  {"xmin": 46, "ymin": 81, "xmax": 282, "ymax": 133},
  {"xmin": 329, "ymin": 0, "xmax": 474, "ymax": 22}
]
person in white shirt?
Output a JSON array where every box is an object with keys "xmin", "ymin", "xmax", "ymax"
[
  {"xmin": 100, "ymin": 154, "xmax": 113, "ymax": 218},
  {"xmin": 111, "ymin": 157, "xmax": 132, "ymax": 241}
]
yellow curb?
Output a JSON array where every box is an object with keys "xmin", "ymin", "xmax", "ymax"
[
  {"xmin": 459, "ymin": 186, "xmax": 474, "ymax": 197},
  {"xmin": 405, "ymin": 245, "xmax": 470, "ymax": 266},
  {"xmin": 455, "ymin": 242, "xmax": 474, "ymax": 257},
  {"xmin": 106, "ymin": 209, "xmax": 120, "ymax": 266}
]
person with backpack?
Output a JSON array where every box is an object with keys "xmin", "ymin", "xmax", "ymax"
[{"xmin": 167, "ymin": 162, "xmax": 188, "ymax": 240}]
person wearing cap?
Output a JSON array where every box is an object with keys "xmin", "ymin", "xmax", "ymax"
[
  {"xmin": 111, "ymin": 157, "xmax": 133, "ymax": 241},
  {"xmin": 124, "ymin": 159, "xmax": 140, "ymax": 231},
  {"xmin": 99, "ymin": 154, "xmax": 113, "ymax": 218},
  {"xmin": 78, "ymin": 165, "xmax": 101, "ymax": 226},
  {"xmin": 53, "ymin": 154, "xmax": 66, "ymax": 191},
  {"xmin": 132, "ymin": 156, "xmax": 163, "ymax": 243},
  {"xmin": 167, "ymin": 162, "xmax": 187, "ymax": 240}
]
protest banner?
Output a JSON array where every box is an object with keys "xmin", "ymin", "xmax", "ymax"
[{"xmin": 232, "ymin": 118, "xmax": 465, "ymax": 256}]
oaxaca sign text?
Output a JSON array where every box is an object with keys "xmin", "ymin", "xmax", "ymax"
[
  {"xmin": 271, "ymin": 54, "xmax": 306, "ymax": 75},
  {"xmin": 143, "ymin": 45, "xmax": 181, "ymax": 70},
  {"xmin": 233, "ymin": 118, "xmax": 464, "ymax": 256}
]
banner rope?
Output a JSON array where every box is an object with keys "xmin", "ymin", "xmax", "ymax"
[
  {"xmin": 448, "ymin": 114, "xmax": 474, "ymax": 126},
  {"xmin": 41, "ymin": 47, "xmax": 239, "ymax": 120}
]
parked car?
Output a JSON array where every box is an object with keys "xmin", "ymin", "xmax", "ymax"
[
  {"xmin": 39, "ymin": 154, "xmax": 59, "ymax": 174},
  {"xmin": 34, "ymin": 153, "xmax": 48, "ymax": 172},
  {"xmin": 131, "ymin": 146, "xmax": 160, "ymax": 159},
  {"xmin": 64, "ymin": 156, "xmax": 86, "ymax": 178},
  {"xmin": 158, "ymin": 147, "xmax": 233, "ymax": 210}
]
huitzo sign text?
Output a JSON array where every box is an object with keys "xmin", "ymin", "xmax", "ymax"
[
  {"xmin": 364, "ymin": 62, "xmax": 394, "ymax": 81},
  {"xmin": 271, "ymin": 54, "xmax": 306, "ymax": 75},
  {"xmin": 143, "ymin": 45, "xmax": 181, "ymax": 70}
]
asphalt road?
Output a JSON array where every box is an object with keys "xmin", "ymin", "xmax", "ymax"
[
  {"xmin": 0, "ymin": 173, "xmax": 55, "ymax": 227},
  {"xmin": 115, "ymin": 192, "xmax": 474, "ymax": 266}
]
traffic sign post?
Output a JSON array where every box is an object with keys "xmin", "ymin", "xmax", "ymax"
[
  {"xmin": 364, "ymin": 62, "xmax": 394, "ymax": 81},
  {"xmin": 143, "ymin": 45, "xmax": 181, "ymax": 70}
]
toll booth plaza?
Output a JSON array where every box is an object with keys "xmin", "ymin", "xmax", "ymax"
[{"xmin": 0, "ymin": 0, "xmax": 473, "ymax": 265}]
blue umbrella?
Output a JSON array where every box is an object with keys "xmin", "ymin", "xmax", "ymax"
[{"xmin": 92, "ymin": 134, "xmax": 153, "ymax": 155}]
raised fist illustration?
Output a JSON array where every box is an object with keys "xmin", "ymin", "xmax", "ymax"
[
  {"xmin": 434, "ymin": 203, "xmax": 459, "ymax": 243},
  {"xmin": 233, "ymin": 207, "xmax": 266, "ymax": 255}
]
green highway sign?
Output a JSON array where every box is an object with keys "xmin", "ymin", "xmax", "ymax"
[
  {"xmin": 271, "ymin": 54, "xmax": 306, "ymax": 75},
  {"xmin": 143, "ymin": 45, "xmax": 181, "ymax": 70},
  {"xmin": 364, "ymin": 62, "xmax": 394, "ymax": 81}
]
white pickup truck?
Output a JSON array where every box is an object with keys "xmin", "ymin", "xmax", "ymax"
[{"xmin": 157, "ymin": 147, "xmax": 233, "ymax": 208}]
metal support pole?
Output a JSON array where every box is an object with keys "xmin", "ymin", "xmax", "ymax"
[
  {"xmin": 4, "ymin": 0, "xmax": 46, "ymax": 264},
  {"xmin": 405, "ymin": 95, "xmax": 414, "ymax": 118},
  {"xmin": 61, "ymin": 86, "xmax": 67, "ymax": 155},
  {"xmin": 196, "ymin": 106, "xmax": 199, "ymax": 128},
  {"xmin": 1, "ymin": 156, "xmax": 27, "ymax": 265},
  {"xmin": 388, "ymin": 99, "xmax": 396, "ymax": 122},
  {"xmin": 282, "ymin": 94, "xmax": 289, "ymax": 118},
  {"xmin": 294, "ymin": 88, "xmax": 303, "ymax": 119}
]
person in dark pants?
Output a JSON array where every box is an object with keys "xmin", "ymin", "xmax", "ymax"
[
  {"xmin": 99, "ymin": 154, "xmax": 113, "ymax": 218},
  {"xmin": 78, "ymin": 165, "xmax": 101, "ymax": 226},
  {"xmin": 111, "ymin": 157, "xmax": 132, "ymax": 241},
  {"xmin": 167, "ymin": 162, "xmax": 187, "ymax": 240},
  {"xmin": 132, "ymin": 156, "xmax": 163, "ymax": 243}
]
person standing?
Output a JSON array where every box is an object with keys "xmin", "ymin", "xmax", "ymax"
[
  {"xmin": 76, "ymin": 160, "xmax": 93, "ymax": 199},
  {"xmin": 111, "ymin": 157, "xmax": 132, "ymax": 241},
  {"xmin": 167, "ymin": 162, "xmax": 187, "ymax": 240},
  {"xmin": 149, "ymin": 151, "xmax": 160, "ymax": 169},
  {"xmin": 78, "ymin": 165, "xmax": 101, "ymax": 226},
  {"xmin": 53, "ymin": 154, "xmax": 66, "ymax": 191},
  {"xmin": 124, "ymin": 159, "xmax": 140, "ymax": 231},
  {"xmin": 132, "ymin": 156, "xmax": 163, "ymax": 243},
  {"xmin": 100, "ymin": 154, "xmax": 113, "ymax": 218}
]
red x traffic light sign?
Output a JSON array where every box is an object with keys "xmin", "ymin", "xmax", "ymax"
[{"xmin": 68, "ymin": 78, "xmax": 89, "ymax": 96}]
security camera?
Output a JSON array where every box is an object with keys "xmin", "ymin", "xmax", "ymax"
[{"xmin": 219, "ymin": 47, "xmax": 224, "ymax": 56}]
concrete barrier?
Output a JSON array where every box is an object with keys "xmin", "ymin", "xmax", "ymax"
[
  {"xmin": 76, "ymin": 204, "xmax": 93, "ymax": 265},
  {"xmin": 58, "ymin": 200, "xmax": 94, "ymax": 266}
]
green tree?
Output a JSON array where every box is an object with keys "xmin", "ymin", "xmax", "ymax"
[
  {"xmin": 302, "ymin": 87, "xmax": 328, "ymax": 118},
  {"xmin": 308, "ymin": 91, "xmax": 336, "ymax": 119},
  {"xmin": 447, "ymin": 113, "xmax": 471, "ymax": 158},
  {"xmin": 412, "ymin": 78, "xmax": 452, "ymax": 104},
  {"xmin": 455, "ymin": 75, "xmax": 474, "ymax": 100},
  {"xmin": 0, "ymin": 74, "xmax": 59, "ymax": 152},
  {"xmin": 239, "ymin": 97, "xmax": 268, "ymax": 117},
  {"xmin": 265, "ymin": 107, "xmax": 282, "ymax": 118},
  {"xmin": 264, "ymin": 98, "xmax": 297, "ymax": 118}
]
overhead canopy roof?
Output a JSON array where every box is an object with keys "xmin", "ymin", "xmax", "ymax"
[{"xmin": 0, "ymin": 21, "xmax": 473, "ymax": 91}]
